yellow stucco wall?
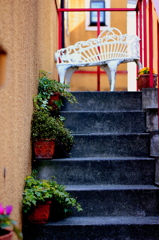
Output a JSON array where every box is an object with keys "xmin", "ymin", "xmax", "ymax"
[
  {"xmin": 145, "ymin": 3, "xmax": 158, "ymax": 76},
  {"xmin": 68, "ymin": 0, "xmax": 127, "ymax": 91},
  {"xmin": 152, "ymin": 4, "xmax": 158, "ymax": 75},
  {"xmin": 0, "ymin": 0, "xmax": 58, "ymax": 239}
]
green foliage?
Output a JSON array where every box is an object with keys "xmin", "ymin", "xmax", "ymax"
[
  {"xmin": 36, "ymin": 70, "xmax": 77, "ymax": 110},
  {"xmin": 31, "ymin": 70, "xmax": 76, "ymax": 152},
  {"xmin": 22, "ymin": 171, "xmax": 82, "ymax": 216},
  {"xmin": 31, "ymin": 110, "xmax": 74, "ymax": 151},
  {"xmin": 33, "ymin": 94, "xmax": 51, "ymax": 112}
]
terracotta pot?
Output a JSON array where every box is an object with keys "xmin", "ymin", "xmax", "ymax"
[
  {"xmin": 0, "ymin": 230, "xmax": 13, "ymax": 240},
  {"xmin": 48, "ymin": 93, "xmax": 61, "ymax": 110},
  {"xmin": 137, "ymin": 74, "xmax": 158, "ymax": 90},
  {"xmin": 33, "ymin": 140, "xmax": 55, "ymax": 159},
  {"xmin": 27, "ymin": 201, "xmax": 51, "ymax": 224}
]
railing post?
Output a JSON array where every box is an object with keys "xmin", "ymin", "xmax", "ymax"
[
  {"xmin": 97, "ymin": 10, "xmax": 100, "ymax": 91},
  {"xmin": 136, "ymin": 5, "xmax": 139, "ymax": 36},
  {"xmin": 149, "ymin": 0, "xmax": 153, "ymax": 87},
  {"xmin": 58, "ymin": 11, "xmax": 62, "ymax": 50},
  {"xmin": 143, "ymin": 0, "xmax": 147, "ymax": 67},
  {"xmin": 158, "ymin": 22, "xmax": 159, "ymax": 129},
  {"xmin": 136, "ymin": 3, "xmax": 139, "ymax": 90},
  {"xmin": 139, "ymin": 0, "xmax": 143, "ymax": 65}
]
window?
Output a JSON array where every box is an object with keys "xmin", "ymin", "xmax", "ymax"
[
  {"xmin": 90, "ymin": 0, "xmax": 105, "ymax": 26},
  {"xmin": 85, "ymin": 0, "xmax": 110, "ymax": 31}
]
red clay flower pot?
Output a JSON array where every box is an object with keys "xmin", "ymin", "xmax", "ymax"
[
  {"xmin": 33, "ymin": 140, "xmax": 55, "ymax": 159},
  {"xmin": 137, "ymin": 74, "xmax": 158, "ymax": 90},
  {"xmin": 0, "ymin": 230, "xmax": 13, "ymax": 240},
  {"xmin": 48, "ymin": 93, "xmax": 61, "ymax": 110},
  {"xmin": 27, "ymin": 201, "xmax": 51, "ymax": 224}
]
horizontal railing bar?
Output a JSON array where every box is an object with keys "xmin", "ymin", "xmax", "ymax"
[
  {"xmin": 75, "ymin": 70, "xmax": 128, "ymax": 74},
  {"xmin": 58, "ymin": 8, "xmax": 136, "ymax": 12}
]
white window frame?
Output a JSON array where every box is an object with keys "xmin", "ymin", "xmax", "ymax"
[{"xmin": 85, "ymin": 0, "xmax": 110, "ymax": 31}]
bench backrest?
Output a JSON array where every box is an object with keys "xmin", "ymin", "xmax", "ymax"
[{"xmin": 55, "ymin": 27, "xmax": 140, "ymax": 64}]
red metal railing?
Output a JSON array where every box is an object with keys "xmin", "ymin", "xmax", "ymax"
[
  {"xmin": 57, "ymin": 2, "xmax": 158, "ymax": 93},
  {"xmin": 136, "ymin": 0, "xmax": 159, "ymax": 127},
  {"xmin": 57, "ymin": 7, "xmax": 136, "ymax": 91},
  {"xmin": 137, "ymin": 0, "xmax": 159, "ymax": 83}
]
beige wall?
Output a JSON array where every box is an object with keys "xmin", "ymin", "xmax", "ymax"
[
  {"xmin": 68, "ymin": 0, "xmax": 127, "ymax": 91},
  {"xmin": 0, "ymin": 0, "xmax": 58, "ymax": 239}
]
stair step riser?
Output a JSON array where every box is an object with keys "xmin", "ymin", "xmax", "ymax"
[
  {"xmin": 61, "ymin": 111, "xmax": 146, "ymax": 134},
  {"xmin": 69, "ymin": 134, "xmax": 150, "ymax": 158},
  {"xmin": 67, "ymin": 188, "xmax": 159, "ymax": 217},
  {"xmin": 25, "ymin": 90, "xmax": 158, "ymax": 240},
  {"xmin": 61, "ymin": 92, "xmax": 142, "ymax": 111},
  {"xmin": 23, "ymin": 223, "xmax": 159, "ymax": 240},
  {"xmin": 33, "ymin": 159, "xmax": 155, "ymax": 185}
]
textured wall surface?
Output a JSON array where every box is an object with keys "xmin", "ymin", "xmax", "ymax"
[
  {"xmin": 68, "ymin": 0, "xmax": 127, "ymax": 91},
  {"xmin": 0, "ymin": 1, "xmax": 57, "ymax": 239}
]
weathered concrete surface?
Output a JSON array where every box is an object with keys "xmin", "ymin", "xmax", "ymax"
[
  {"xmin": 34, "ymin": 157, "xmax": 155, "ymax": 185},
  {"xmin": 27, "ymin": 91, "xmax": 159, "ymax": 240},
  {"xmin": 62, "ymin": 111, "xmax": 146, "ymax": 134},
  {"xmin": 155, "ymin": 158, "xmax": 159, "ymax": 184},
  {"xmin": 150, "ymin": 130, "xmax": 159, "ymax": 156},
  {"xmin": 70, "ymin": 133, "xmax": 150, "ymax": 158},
  {"xmin": 23, "ymin": 216, "xmax": 159, "ymax": 240},
  {"xmin": 146, "ymin": 109, "xmax": 158, "ymax": 132},
  {"xmin": 142, "ymin": 88, "xmax": 158, "ymax": 109},
  {"xmin": 61, "ymin": 91, "xmax": 142, "ymax": 111}
]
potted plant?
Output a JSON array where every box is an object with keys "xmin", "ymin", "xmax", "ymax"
[
  {"xmin": 31, "ymin": 110, "xmax": 74, "ymax": 159},
  {"xmin": 37, "ymin": 70, "xmax": 77, "ymax": 111},
  {"xmin": 22, "ymin": 171, "xmax": 82, "ymax": 224},
  {"xmin": 137, "ymin": 67, "xmax": 158, "ymax": 90},
  {"xmin": 0, "ymin": 204, "xmax": 23, "ymax": 239}
]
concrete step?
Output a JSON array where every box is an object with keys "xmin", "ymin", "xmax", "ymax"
[
  {"xmin": 23, "ymin": 216, "xmax": 159, "ymax": 240},
  {"xmin": 25, "ymin": 91, "xmax": 158, "ymax": 240},
  {"xmin": 33, "ymin": 157, "xmax": 155, "ymax": 185},
  {"xmin": 61, "ymin": 91, "xmax": 142, "ymax": 111},
  {"xmin": 68, "ymin": 133, "xmax": 150, "ymax": 158},
  {"xmin": 61, "ymin": 111, "xmax": 146, "ymax": 134},
  {"xmin": 66, "ymin": 185, "xmax": 159, "ymax": 217}
]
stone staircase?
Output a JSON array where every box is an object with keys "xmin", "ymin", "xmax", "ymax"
[{"xmin": 24, "ymin": 91, "xmax": 159, "ymax": 240}]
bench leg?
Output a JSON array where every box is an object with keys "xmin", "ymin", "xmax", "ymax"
[
  {"xmin": 101, "ymin": 60, "xmax": 120, "ymax": 91},
  {"xmin": 57, "ymin": 66, "xmax": 78, "ymax": 87},
  {"xmin": 65, "ymin": 67, "xmax": 78, "ymax": 85},
  {"xmin": 56, "ymin": 66, "xmax": 67, "ymax": 84},
  {"xmin": 135, "ymin": 59, "xmax": 142, "ymax": 70}
]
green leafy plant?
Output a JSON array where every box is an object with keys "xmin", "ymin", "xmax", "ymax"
[
  {"xmin": 31, "ymin": 110, "xmax": 74, "ymax": 151},
  {"xmin": 0, "ymin": 204, "xmax": 23, "ymax": 239},
  {"xmin": 22, "ymin": 171, "xmax": 82, "ymax": 216},
  {"xmin": 36, "ymin": 70, "xmax": 77, "ymax": 110},
  {"xmin": 33, "ymin": 94, "xmax": 51, "ymax": 112}
]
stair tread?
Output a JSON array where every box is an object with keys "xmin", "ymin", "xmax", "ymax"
[
  {"xmin": 48, "ymin": 216, "xmax": 159, "ymax": 226},
  {"xmin": 73, "ymin": 133, "xmax": 149, "ymax": 136},
  {"xmin": 66, "ymin": 184, "xmax": 159, "ymax": 191},
  {"xmin": 26, "ymin": 90, "xmax": 158, "ymax": 240},
  {"xmin": 61, "ymin": 110, "xmax": 145, "ymax": 113},
  {"xmin": 52, "ymin": 157, "xmax": 154, "ymax": 161},
  {"xmin": 61, "ymin": 91, "xmax": 142, "ymax": 111}
]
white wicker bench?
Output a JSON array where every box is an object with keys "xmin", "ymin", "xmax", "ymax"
[{"xmin": 55, "ymin": 27, "xmax": 141, "ymax": 91}]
